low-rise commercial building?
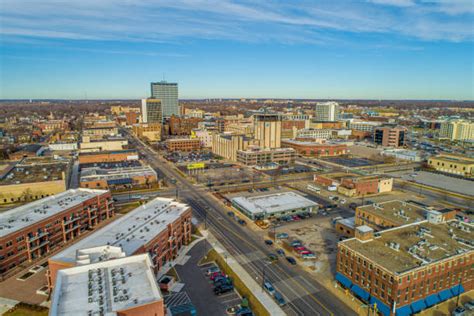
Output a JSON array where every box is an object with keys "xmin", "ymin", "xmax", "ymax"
[
  {"xmin": 336, "ymin": 219, "xmax": 472, "ymax": 316},
  {"xmin": 381, "ymin": 149, "xmax": 422, "ymax": 162},
  {"xmin": 82, "ymin": 127, "xmax": 118, "ymax": 138},
  {"xmin": 80, "ymin": 164, "xmax": 158, "ymax": 190},
  {"xmin": 428, "ymin": 154, "xmax": 474, "ymax": 178},
  {"xmin": 48, "ymin": 197, "xmax": 191, "ymax": 289},
  {"xmin": 49, "ymin": 143, "xmax": 78, "ymax": 152},
  {"xmin": 80, "ymin": 137, "xmax": 128, "ymax": 152},
  {"xmin": 231, "ymin": 192, "xmax": 318, "ymax": 220},
  {"xmin": 0, "ymin": 189, "xmax": 113, "ymax": 276},
  {"xmin": 295, "ymin": 128, "xmax": 332, "ymax": 140},
  {"xmin": 50, "ymin": 252, "xmax": 165, "ymax": 316},
  {"xmin": 236, "ymin": 147, "xmax": 296, "ymax": 166},
  {"xmin": 0, "ymin": 157, "xmax": 70, "ymax": 205},
  {"xmin": 281, "ymin": 139, "xmax": 348, "ymax": 157},
  {"xmin": 78, "ymin": 149, "xmax": 139, "ymax": 165},
  {"xmin": 338, "ymin": 176, "xmax": 393, "ymax": 197},
  {"xmin": 355, "ymin": 200, "xmax": 457, "ymax": 231},
  {"xmin": 132, "ymin": 123, "xmax": 162, "ymax": 142},
  {"xmin": 212, "ymin": 133, "xmax": 256, "ymax": 161},
  {"xmin": 165, "ymin": 138, "xmax": 201, "ymax": 152},
  {"xmin": 191, "ymin": 129, "xmax": 214, "ymax": 148}
]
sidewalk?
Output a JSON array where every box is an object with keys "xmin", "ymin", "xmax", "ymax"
[{"xmin": 201, "ymin": 230, "xmax": 286, "ymax": 316}]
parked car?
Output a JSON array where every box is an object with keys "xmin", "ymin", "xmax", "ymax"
[
  {"xmin": 452, "ymin": 306, "xmax": 466, "ymax": 316},
  {"xmin": 214, "ymin": 284, "xmax": 234, "ymax": 295},
  {"xmin": 263, "ymin": 281, "xmax": 275, "ymax": 295},
  {"xmin": 227, "ymin": 211, "xmax": 235, "ymax": 217},
  {"xmin": 290, "ymin": 240, "xmax": 302, "ymax": 247},
  {"xmin": 348, "ymin": 202, "xmax": 358, "ymax": 210},
  {"xmin": 206, "ymin": 266, "xmax": 220, "ymax": 275},
  {"xmin": 267, "ymin": 254, "xmax": 278, "ymax": 262},
  {"xmin": 302, "ymin": 253, "xmax": 317, "ymax": 259},
  {"xmin": 286, "ymin": 256, "xmax": 297, "ymax": 265},
  {"xmin": 214, "ymin": 277, "xmax": 232, "ymax": 287},
  {"xmin": 276, "ymin": 233, "xmax": 289, "ymax": 239},
  {"xmin": 464, "ymin": 300, "xmax": 474, "ymax": 311},
  {"xmin": 340, "ymin": 199, "xmax": 346, "ymax": 204},
  {"xmin": 273, "ymin": 291, "xmax": 286, "ymax": 306},
  {"xmin": 210, "ymin": 272, "xmax": 225, "ymax": 280},
  {"xmin": 276, "ymin": 249, "xmax": 285, "ymax": 256},
  {"xmin": 264, "ymin": 239, "xmax": 274, "ymax": 246},
  {"xmin": 238, "ymin": 219, "xmax": 247, "ymax": 226}
]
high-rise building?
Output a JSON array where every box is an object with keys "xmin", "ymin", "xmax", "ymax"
[
  {"xmin": 314, "ymin": 102, "xmax": 340, "ymax": 122},
  {"xmin": 439, "ymin": 120, "xmax": 474, "ymax": 141},
  {"xmin": 374, "ymin": 126, "xmax": 407, "ymax": 148},
  {"xmin": 254, "ymin": 113, "xmax": 281, "ymax": 149},
  {"xmin": 141, "ymin": 98, "xmax": 162, "ymax": 123},
  {"xmin": 150, "ymin": 81, "xmax": 179, "ymax": 118}
]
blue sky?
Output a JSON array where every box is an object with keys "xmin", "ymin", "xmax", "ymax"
[{"xmin": 0, "ymin": 0, "xmax": 473, "ymax": 100}]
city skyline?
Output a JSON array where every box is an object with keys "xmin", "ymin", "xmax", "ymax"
[{"xmin": 1, "ymin": 1, "xmax": 473, "ymax": 100}]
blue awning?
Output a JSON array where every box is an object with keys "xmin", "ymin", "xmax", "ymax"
[
  {"xmin": 107, "ymin": 178, "xmax": 133, "ymax": 185},
  {"xmin": 411, "ymin": 299, "xmax": 427, "ymax": 313},
  {"xmin": 335, "ymin": 272, "xmax": 353, "ymax": 289},
  {"xmin": 438, "ymin": 288, "xmax": 453, "ymax": 301},
  {"xmin": 425, "ymin": 294, "xmax": 440, "ymax": 307},
  {"xmin": 395, "ymin": 304, "xmax": 412, "ymax": 316},
  {"xmin": 450, "ymin": 284, "xmax": 465, "ymax": 296},
  {"xmin": 351, "ymin": 284, "xmax": 370, "ymax": 302},
  {"xmin": 370, "ymin": 296, "xmax": 391, "ymax": 316}
]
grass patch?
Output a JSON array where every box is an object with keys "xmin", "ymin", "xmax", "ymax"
[
  {"xmin": 4, "ymin": 303, "xmax": 48, "ymax": 316},
  {"xmin": 206, "ymin": 249, "xmax": 270, "ymax": 316},
  {"xmin": 115, "ymin": 202, "xmax": 140, "ymax": 214}
]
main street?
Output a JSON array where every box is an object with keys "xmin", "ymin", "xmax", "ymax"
[{"xmin": 122, "ymin": 128, "xmax": 356, "ymax": 316}]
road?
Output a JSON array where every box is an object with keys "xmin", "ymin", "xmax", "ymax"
[{"xmin": 122, "ymin": 128, "xmax": 355, "ymax": 316}]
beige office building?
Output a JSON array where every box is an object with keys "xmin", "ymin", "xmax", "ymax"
[
  {"xmin": 439, "ymin": 120, "xmax": 474, "ymax": 141},
  {"xmin": 212, "ymin": 133, "xmax": 255, "ymax": 161},
  {"xmin": 254, "ymin": 113, "xmax": 281, "ymax": 149}
]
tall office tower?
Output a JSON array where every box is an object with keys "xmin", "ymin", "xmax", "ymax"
[
  {"xmin": 150, "ymin": 81, "xmax": 179, "ymax": 118},
  {"xmin": 314, "ymin": 101, "xmax": 340, "ymax": 122},
  {"xmin": 141, "ymin": 98, "xmax": 162, "ymax": 123},
  {"xmin": 254, "ymin": 113, "xmax": 282, "ymax": 149}
]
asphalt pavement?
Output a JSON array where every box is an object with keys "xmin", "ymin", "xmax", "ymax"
[{"xmin": 122, "ymin": 128, "xmax": 356, "ymax": 316}]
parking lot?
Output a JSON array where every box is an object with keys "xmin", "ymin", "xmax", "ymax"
[
  {"xmin": 174, "ymin": 240, "xmax": 246, "ymax": 316},
  {"xmin": 322, "ymin": 156, "xmax": 383, "ymax": 168}
]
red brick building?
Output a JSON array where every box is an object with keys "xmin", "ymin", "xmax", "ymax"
[
  {"xmin": 0, "ymin": 189, "xmax": 113, "ymax": 277},
  {"xmin": 281, "ymin": 140, "xmax": 348, "ymax": 157},
  {"xmin": 47, "ymin": 197, "xmax": 192, "ymax": 290},
  {"xmin": 78, "ymin": 149, "xmax": 139, "ymax": 165},
  {"xmin": 336, "ymin": 219, "xmax": 472, "ymax": 316},
  {"xmin": 165, "ymin": 138, "xmax": 201, "ymax": 152},
  {"xmin": 125, "ymin": 111, "xmax": 139, "ymax": 125},
  {"xmin": 282, "ymin": 120, "xmax": 306, "ymax": 130},
  {"xmin": 167, "ymin": 115, "xmax": 202, "ymax": 136}
]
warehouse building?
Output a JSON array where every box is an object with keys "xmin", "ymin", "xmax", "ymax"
[
  {"xmin": 231, "ymin": 192, "xmax": 317, "ymax": 220},
  {"xmin": 80, "ymin": 164, "xmax": 158, "ymax": 190},
  {"xmin": 0, "ymin": 189, "xmax": 113, "ymax": 276}
]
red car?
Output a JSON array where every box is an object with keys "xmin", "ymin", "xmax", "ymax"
[
  {"xmin": 292, "ymin": 216, "xmax": 301, "ymax": 221},
  {"xmin": 294, "ymin": 246, "xmax": 307, "ymax": 251},
  {"xmin": 299, "ymin": 250, "xmax": 313, "ymax": 255},
  {"xmin": 210, "ymin": 272, "xmax": 225, "ymax": 280}
]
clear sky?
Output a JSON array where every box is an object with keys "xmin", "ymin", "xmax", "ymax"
[{"xmin": 0, "ymin": 0, "xmax": 473, "ymax": 100}]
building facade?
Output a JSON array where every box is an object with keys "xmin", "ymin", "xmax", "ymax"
[
  {"xmin": 212, "ymin": 133, "xmax": 254, "ymax": 161},
  {"xmin": 281, "ymin": 139, "xmax": 348, "ymax": 157},
  {"xmin": 141, "ymin": 98, "xmax": 163, "ymax": 124},
  {"xmin": 314, "ymin": 102, "xmax": 340, "ymax": 122},
  {"xmin": 374, "ymin": 127, "xmax": 407, "ymax": 148},
  {"xmin": 150, "ymin": 81, "xmax": 179, "ymax": 118},
  {"xmin": 0, "ymin": 189, "xmax": 113, "ymax": 276},
  {"xmin": 165, "ymin": 138, "xmax": 201, "ymax": 152},
  {"xmin": 132, "ymin": 123, "xmax": 162, "ymax": 142},
  {"xmin": 439, "ymin": 120, "xmax": 474, "ymax": 141},
  {"xmin": 428, "ymin": 154, "xmax": 474, "ymax": 178},
  {"xmin": 254, "ymin": 113, "xmax": 282, "ymax": 149},
  {"xmin": 236, "ymin": 147, "xmax": 296, "ymax": 166},
  {"xmin": 78, "ymin": 150, "xmax": 139, "ymax": 165},
  {"xmin": 338, "ymin": 176, "xmax": 393, "ymax": 197}
]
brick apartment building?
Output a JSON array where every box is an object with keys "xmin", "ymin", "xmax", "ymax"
[
  {"xmin": 78, "ymin": 149, "xmax": 139, "ymax": 165},
  {"xmin": 47, "ymin": 197, "xmax": 192, "ymax": 290},
  {"xmin": 374, "ymin": 127, "xmax": 407, "ymax": 148},
  {"xmin": 336, "ymin": 218, "xmax": 472, "ymax": 316},
  {"xmin": 0, "ymin": 189, "xmax": 113, "ymax": 277},
  {"xmin": 165, "ymin": 138, "xmax": 201, "ymax": 152},
  {"xmin": 282, "ymin": 140, "xmax": 348, "ymax": 157}
]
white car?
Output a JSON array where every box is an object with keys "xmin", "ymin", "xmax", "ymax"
[{"xmin": 340, "ymin": 199, "xmax": 346, "ymax": 204}]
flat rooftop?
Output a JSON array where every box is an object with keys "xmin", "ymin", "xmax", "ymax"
[
  {"xmin": 0, "ymin": 159, "xmax": 69, "ymax": 185},
  {"xmin": 433, "ymin": 155, "xmax": 474, "ymax": 164},
  {"xmin": 231, "ymin": 192, "xmax": 317, "ymax": 215},
  {"xmin": 357, "ymin": 200, "xmax": 427, "ymax": 226},
  {"xmin": 79, "ymin": 149, "xmax": 137, "ymax": 156},
  {"xmin": 342, "ymin": 220, "xmax": 473, "ymax": 274},
  {"xmin": 0, "ymin": 189, "xmax": 108, "ymax": 238},
  {"xmin": 51, "ymin": 197, "xmax": 190, "ymax": 264},
  {"xmin": 80, "ymin": 165, "xmax": 157, "ymax": 182},
  {"xmin": 50, "ymin": 254, "xmax": 161, "ymax": 316}
]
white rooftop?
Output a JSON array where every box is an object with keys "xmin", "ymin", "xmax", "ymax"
[
  {"xmin": 0, "ymin": 189, "xmax": 108, "ymax": 238},
  {"xmin": 232, "ymin": 192, "xmax": 317, "ymax": 215},
  {"xmin": 80, "ymin": 165, "xmax": 157, "ymax": 182},
  {"xmin": 50, "ymin": 254, "xmax": 161, "ymax": 316},
  {"xmin": 51, "ymin": 197, "xmax": 190, "ymax": 264},
  {"xmin": 356, "ymin": 225, "xmax": 374, "ymax": 233}
]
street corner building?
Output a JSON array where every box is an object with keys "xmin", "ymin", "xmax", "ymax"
[{"xmin": 335, "ymin": 213, "xmax": 473, "ymax": 316}]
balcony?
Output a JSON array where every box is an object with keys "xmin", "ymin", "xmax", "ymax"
[
  {"xmin": 28, "ymin": 231, "xmax": 49, "ymax": 242},
  {"xmin": 63, "ymin": 217, "xmax": 81, "ymax": 225},
  {"xmin": 29, "ymin": 240, "xmax": 50, "ymax": 252},
  {"xmin": 64, "ymin": 224, "xmax": 80, "ymax": 234}
]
